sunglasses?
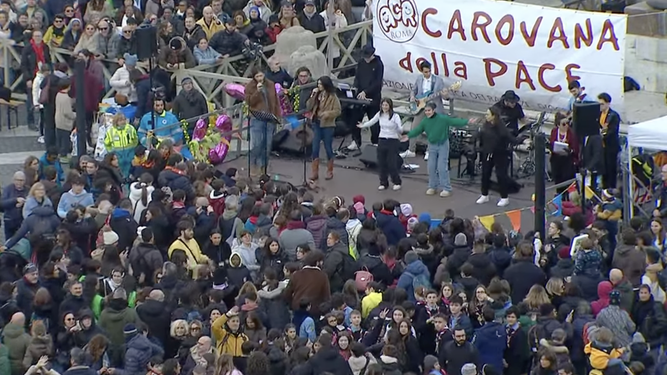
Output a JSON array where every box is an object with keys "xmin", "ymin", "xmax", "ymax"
[
  {"xmin": 123, "ymin": 30, "xmax": 132, "ymax": 34},
  {"xmin": 54, "ymin": 19, "xmax": 63, "ymax": 23},
  {"xmin": 98, "ymin": 27, "xmax": 108, "ymax": 30}
]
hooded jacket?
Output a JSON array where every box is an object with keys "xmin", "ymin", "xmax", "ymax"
[
  {"xmin": 397, "ymin": 260, "xmax": 430, "ymax": 301},
  {"xmin": 211, "ymin": 313, "xmax": 249, "ymax": 356},
  {"xmin": 129, "ymin": 183, "xmax": 154, "ymax": 223},
  {"xmin": 611, "ymin": 244, "xmax": 646, "ymax": 287},
  {"xmin": 121, "ymin": 333, "xmax": 164, "ymax": 375},
  {"xmin": 302, "ymin": 347, "xmax": 354, "ymax": 375},
  {"xmin": 473, "ymin": 321, "xmax": 507, "ymax": 372},
  {"xmin": 279, "ymin": 221, "xmax": 315, "ymax": 261},
  {"xmin": 257, "ymin": 281, "xmax": 291, "ymax": 330},
  {"xmin": 305, "ymin": 215, "xmax": 327, "ymax": 251},
  {"xmin": 353, "ymin": 55, "xmax": 383, "ymax": 101},
  {"xmin": 23, "ymin": 334, "xmax": 53, "ymax": 369},
  {"xmin": 375, "ymin": 211, "xmax": 406, "ymax": 246},
  {"xmin": 110, "ymin": 208, "xmax": 138, "ymax": 253},
  {"xmin": 4, "ymin": 206, "xmax": 61, "ymax": 249},
  {"xmin": 98, "ymin": 299, "xmax": 140, "ymax": 348},
  {"xmin": 136, "ymin": 299, "xmax": 170, "ymax": 346},
  {"xmin": 158, "ymin": 167, "xmax": 194, "ymax": 202},
  {"xmin": 322, "ymin": 241, "xmax": 350, "ymax": 293},
  {"xmin": 2, "ymin": 323, "xmax": 30, "ymax": 375},
  {"xmin": 158, "ymin": 36, "xmax": 195, "ymax": 69},
  {"xmin": 227, "ymin": 252, "xmax": 251, "ymax": 289},
  {"xmin": 591, "ymin": 281, "xmax": 613, "ymax": 317}
]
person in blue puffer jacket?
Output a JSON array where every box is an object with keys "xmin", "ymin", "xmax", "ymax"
[
  {"xmin": 397, "ymin": 251, "xmax": 430, "ymax": 302},
  {"xmin": 472, "ymin": 306, "xmax": 507, "ymax": 373},
  {"xmin": 115, "ymin": 323, "xmax": 163, "ymax": 375}
]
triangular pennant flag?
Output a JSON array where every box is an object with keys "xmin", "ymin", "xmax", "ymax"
[
  {"xmin": 479, "ymin": 215, "xmax": 495, "ymax": 232},
  {"xmin": 566, "ymin": 183, "xmax": 577, "ymax": 193},
  {"xmin": 506, "ymin": 210, "xmax": 521, "ymax": 232},
  {"xmin": 584, "ymin": 186, "xmax": 595, "ymax": 200},
  {"xmin": 551, "ymin": 195, "xmax": 563, "ymax": 216}
]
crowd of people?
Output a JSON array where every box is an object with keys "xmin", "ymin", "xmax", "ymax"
[
  {"xmin": 0, "ymin": 139, "xmax": 664, "ymax": 375},
  {"xmin": 10, "ymin": 0, "xmax": 368, "ymax": 153}
]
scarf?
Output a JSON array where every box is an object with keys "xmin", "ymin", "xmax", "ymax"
[
  {"xmin": 30, "ymin": 39, "xmax": 45, "ymax": 74},
  {"xmin": 52, "ymin": 25, "xmax": 65, "ymax": 37}
]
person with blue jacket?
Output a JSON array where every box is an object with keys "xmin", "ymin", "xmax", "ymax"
[
  {"xmin": 397, "ymin": 251, "xmax": 431, "ymax": 302},
  {"xmin": 193, "ymin": 38, "xmax": 222, "ymax": 65},
  {"xmin": 4, "ymin": 205, "xmax": 61, "ymax": 250},
  {"xmin": 138, "ymin": 97, "xmax": 182, "ymax": 148},
  {"xmin": 57, "ymin": 176, "xmax": 94, "ymax": 219},
  {"xmin": 1, "ymin": 171, "xmax": 28, "ymax": 240},
  {"xmin": 375, "ymin": 200, "xmax": 406, "ymax": 246},
  {"xmin": 472, "ymin": 306, "xmax": 507, "ymax": 373},
  {"xmin": 38, "ymin": 147, "xmax": 64, "ymax": 186}
]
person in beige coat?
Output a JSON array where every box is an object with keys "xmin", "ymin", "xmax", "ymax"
[
  {"xmin": 55, "ymin": 79, "xmax": 75, "ymax": 157},
  {"xmin": 306, "ymin": 75, "xmax": 341, "ymax": 181},
  {"xmin": 74, "ymin": 24, "xmax": 101, "ymax": 56}
]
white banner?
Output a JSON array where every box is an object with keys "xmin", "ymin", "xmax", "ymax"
[{"xmin": 373, "ymin": 0, "xmax": 627, "ymax": 113}]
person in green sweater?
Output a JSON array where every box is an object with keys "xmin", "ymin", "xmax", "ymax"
[{"xmin": 402, "ymin": 102, "xmax": 473, "ymax": 197}]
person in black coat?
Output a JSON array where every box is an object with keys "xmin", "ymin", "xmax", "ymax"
[
  {"xmin": 503, "ymin": 243, "xmax": 546, "ymax": 303},
  {"xmin": 136, "ymin": 290, "xmax": 172, "ymax": 347},
  {"xmin": 59, "ymin": 280, "xmax": 87, "ymax": 319},
  {"xmin": 439, "ymin": 326, "xmax": 479, "ymax": 375},
  {"xmin": 171, "ymin": 77, "xmax": 209, "ymax": 136},
  {"xmin": 298, "ymin": 1, "xmax": 325, "ymax": 33},
  {"xmin": 109, "ymin": 199, "xmax": 139, "ymax": 253},
  {"xmin": 358, "ymin": 244, "xmax": 393, "ymax": 288},
  {"xmin": 158, "ymin": 156, "xmax": 195, "ymax": 204},
  {"xmin": 487, "ymin": 233, "xmax": 512, "ymax": 279},
  {"xmin": 299, "ymin": 332, "xmax": 353, "ymax": 375},
  {"xmin": 467, "ymin": 239, "xmax": 496, "ymax": 286},
  {"xmin": 598, "ymin": 93, "xmax": 621, "ymax": 189},
  {"xmin": 21, "ymin": 30, "xmax": 52, "ymax": 93},
  {"xmin": 504, "ymin": 306, "xmax": 531, "ymax": 375}
]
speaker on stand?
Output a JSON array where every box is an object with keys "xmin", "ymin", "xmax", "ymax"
[{"xmin": 572, "ymin": 101, "xmax": 602, "ymax": 206}]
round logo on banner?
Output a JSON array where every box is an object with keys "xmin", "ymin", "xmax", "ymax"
[{"xmin": 376, "ymin": 0, "xmax": 419, "ymax": 43}]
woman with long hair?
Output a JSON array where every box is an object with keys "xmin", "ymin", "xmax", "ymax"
[
  {"xmin": 216, "ymin": 353, "xmax": 242, "ymax": 375},
  {"xmin": 651, "ymin": 218, "xmax": 667, "ymax": 251},
  {"xmin": 549, "ymin": 112, "xmax": 579, "ymax": 196},
  {"xmin": 357, "ymin": 98, "xmax": 403, "ymax": 190},
  {"xmin": 476, "ymin": 105, "xmax": 516, "ymax": 207},
  {"xmin": 523, "ymin": 284, "xmax": 552, "ymax": 313},
  {"xmin": 84, "ymin": 0, "xmax": 112, "ymax": 24},
  {"xmin": 129, "ymin": 173, "xmax": 155, "ymax": 223},
  {"xmin": 307, "ymin": 75, "xmax": 341, "ymax": 181},
  {"xmin": 74, "ymin": 22, "xmax": 101, "ymax": 55},
  {"xmin": 245, "ymin": 67, "xmax": 281, "ymax": 178},
  {"xmin": 83, "ymin": 334, "xmax": 110, "ymax": 372},
  {"xmin": 24, "ymin": 156, "xmax": 40, "ymax": 187},
  {"xmin": 53, "ymin": 228, "xmax": 84, "ymax": 266}
]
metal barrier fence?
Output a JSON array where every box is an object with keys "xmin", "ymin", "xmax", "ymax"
[{"xmin": 0, "ymin": 20, "xmax": 372, "ymax": 106}]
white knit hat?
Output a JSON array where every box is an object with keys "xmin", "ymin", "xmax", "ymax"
[{"xmin": 103, "ymin": 231, "xmax": 120, "ymax": 245}]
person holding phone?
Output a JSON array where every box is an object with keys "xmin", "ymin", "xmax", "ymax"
[
  {"xmin": 549, "ymin": 112, "xmax": 579, "ymax": 196},
  {"xmin": 307, "ymin": 76, "xmax": 341, "ymax": 182},
  {"xmin": 245, "ymin": 67, "xmax": 281, "ymax": 179},
  {"xmin": 358, "ymin": 98, "xmax": 403, "ymax": 191}
]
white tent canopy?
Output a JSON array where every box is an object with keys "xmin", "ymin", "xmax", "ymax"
[{"xmin": 628, "ymin": 115, "xmax": 667, "ymax": 149}]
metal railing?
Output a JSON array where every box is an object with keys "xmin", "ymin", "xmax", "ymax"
[{"xmin": 0, "ymin": 20, "xmax": 372, "ymax": 106}]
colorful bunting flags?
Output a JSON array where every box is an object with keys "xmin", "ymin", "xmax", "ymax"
[
  {"xmin": 506, "ymin": 210, "xmax": 522, "ymax": 232},
  {"xmin": 479, "ymin": 215, "xmax": 495, "ymax": 231}
]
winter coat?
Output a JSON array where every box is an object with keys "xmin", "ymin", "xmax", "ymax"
[
  {"xmin": 300, "ymin": 347, "xmax": 353, "ymax": 375},
  {"xmin": 109, "ymin": 65, "xmax": 137, "ymax": 103},
  {"xmin": 54, "ymin": 91, "xmax": 76, "ymax": 131},
  {"xmin": 158, "ymin": 168, "xmax": 194, "ymax": 203},
  {"xmin": 22, "ymin": 196, "xmax": 52, "ymax": 220},
  {"xmin": 284, "ymin": 266, "xmax": 330, "ymax": 317},
  {"xmin": 305, "ymin": 215, "xmax": 327, "ymax": 251},
  {"xmin": 631, "ymin": 297, "xmax": 667, "ymax": 348},
  {"xmin": 612, "ymin": 244, "xmax": 646, "ymax": 287},
  {"xmin": 98, "ymin": 300, "xmax": 140, "ymax": 350},
  {"xmin": 4, "ymin": 206, "xmax": 60, "ymax": 249},
  {"xmin": 473, "ymin": 322, "xmax": 507, "ymax": 372},
  {"xmin": 397, "ymin": 260, "xmax": 430, "ymax": 302},
  {"xmin": 257, "ymin": 281, "xmax": 291, "ymax": 330},
  {"xmin": 120, "ymin": 333, "xmax": 164, "ymax": 375},
  {"xmin": 128, "ymin": 242, "xmax": 163, "ymax": 285},
  {"xmin": 550, "ymin": 258, "xmax": 575, "ymax": 279},
  {"xmin": 209, "ymin": 29, "xmax": 248, "ymax": 57},
  {"xmin": 109, "ymin": 208, "xmax": 138, "ymax": 253},
  {"xmin": 182, "ymin": 25, "xmax": 206, "ymax": 50},
  {"xmin": 504, "ymin": 259, "xmax": 546, "ymax": 303},
  {"xmin": 358, "ymin": 254, "xmax": 393, "ymax": 287},
  {"xmin": 375, "ymin": 211, "xmax": 406, "ymax": 246},
  {"xmin": 193, "ymin": 46, "xmax": 221, "ymax": 65},
  {"xmin": 257, "ymin": 247, "xmax": 289, "ymax": 279},
  {"xmin": 128, "ymin": 183, "xmax": 154, "ymax": 223},
  {"xmin": 211, "ymin": 314, "xmax": 249, "ymax": 356},
  {"xmin": 467, "ymin": 252, "xmax": 497, "ymax": 286},
  {"xmin": 22, "ymin": 335, "xmax": 52, "ymax": 369},
  {"xmin": 57, "ymin": 189, "xmax": 94, "ymax": 218},
  {"xmin": 136, "ymin": 299, "xmax": 171, "ymax": 347},
  {"xmin": 2, "ymin": 323, "xmax": 30, "ymax": 375},
  {"xmin": 279, "ymin": 222, "xmax": 315, "ymax": 261},
  {"xmin": 322, "ymin": 241, "xmax": 350, "ymax": 293},
  {"xmin": 595, "ymin": 305, "xmax": 636, "ymax": 347}
]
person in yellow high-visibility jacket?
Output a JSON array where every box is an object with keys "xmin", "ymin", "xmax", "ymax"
[
  {"xmin": 211, "ymin": 306, "xmax": 248, "ymax": 357},
  {"xmin": 104, "ymin": 113, "xmax": 138, "ymax": 178}
]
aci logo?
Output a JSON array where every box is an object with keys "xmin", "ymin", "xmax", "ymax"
[{"xmin": 376, "ymin": 0, "xmax": 419, "ymax": 43}]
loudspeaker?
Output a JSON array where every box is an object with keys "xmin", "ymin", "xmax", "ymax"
[
  {"xmin": 135, "ymin": 25, "xmax": 158, "ymax": 60},
  {"xmin": 274, "ymin": 125, "xmax": 313, "ymax": 156},
  {"xmin": 359, "ymin": 144, "xmax": 404, "ymax": 169},
  {"xmin": 572, "ymin": 102, "xmax": 601, "ymax": 138}
]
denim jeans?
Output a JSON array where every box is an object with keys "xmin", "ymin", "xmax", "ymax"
[
  {"xmin": 427, "ymin": 140, "xmax": 451, "ymax": 191},
  {"xmin": 249, "ymin": 118, "xmax": 275, "ymax": 168},
  {"xmin": 56, "ymin": 129, "xmax": 71, "ymax": 156},
  {"xmin": 311, "ymin": 121, "xmax": 335, "ymax": 160}
]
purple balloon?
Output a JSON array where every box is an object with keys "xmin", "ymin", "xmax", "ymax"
[
  {"xmin": 215, "ymin": 115, "xmax": 232, "ymax": 133},
  {"xmin": 224, "ymin": 83, "xmax": 245, "ymax": 101},
  {"xmin": 275, "ymin": 83, "xmax": 283, "ymax": 96},
  {"xmin": 192, "ymin": 118, "xmax": 207, "ymax": 141},
  {"xmin": 208, "ymin": 140, "xmax": 229, "ymax": 164}
]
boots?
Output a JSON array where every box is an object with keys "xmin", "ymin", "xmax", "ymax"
[
  {"xmin": 249, "ymin": 165, "xmax": 260, "ymax": 179},
  {"xmin": 310, "ymin": 159, "xmax": 320, "ymax": 181},
  {"xmin": 325, "ymin": 159, "xmax": 334, "ymax": 180}
]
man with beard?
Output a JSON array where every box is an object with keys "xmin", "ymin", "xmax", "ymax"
[
  {"xmin": 440, "ymin": 326, "xmax": 479, "ymax": 375},
  {"xmin": 138, "ymin": 98, "xmax": 182, "ymax": 148},
  {"xmin": 171, "ymin": 77, "xmax": 208, "ymax": 137},
  {"xmin": 128, "ymin": 228, "xmax": 164, "ymax": 287},
  {"xmin": 209, "ymin": 18, "xmax": 249, "ymax": 58},
  {"xmin": 168, "ymin": 221, "xmax": 210, "ymax": 277},
  {"xmin": 59, "ymin": 280, "xmax": 86, "ymax": 319},
  {"xmin": 15, "ymin": 264, "xmax": 40, "ymax": 319}
]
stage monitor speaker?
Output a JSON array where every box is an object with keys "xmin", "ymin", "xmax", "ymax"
[
  {"xmin": 135, "ymin": 25, "xmax": 158, "ymax": 60},
  {"xmin": 274, "ymin": 125, "xmax": 313, "ymax": 156},
  {"xmin": 359, "ymin": 144, "xmax": 404, "ymax": 169},
  {"xmin": 572, "ymin": 102, "xmax": 601, "ymax": 138}
]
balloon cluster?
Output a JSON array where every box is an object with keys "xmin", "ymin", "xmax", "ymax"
[
  {"xmin": 209, "ymin": 115, "xmax": 232, "ymax": 164},
  {"xmin": 224, "ymin": 83, "xmax": 292, "ymax": 116}
]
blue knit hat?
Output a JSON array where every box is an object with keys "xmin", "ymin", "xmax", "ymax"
[
  {"xmin": 418, "ymin": 212, "xmax": 431, "ymax": 225},
  {"xmin": 123, "ymin": 53, "xmax": 138, "ymax": 66}
]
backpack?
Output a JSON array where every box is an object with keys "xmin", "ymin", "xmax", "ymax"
[
  {"xmin": 38, "ymin": 76, "xmax": 50, "ymax": 105},
  {"xmin": 339, "ymin": 252, "xmax": 359, "ymax": 282},
  {"xmin": 130, "ymin": 246, "xmax": 152, "ymax": 283},
  {"xmin": 528, "ymin": 323, "xmax": 548, "ymax": 355},
  {"xmin": 354, "ymin": 267, "xmax": 373, "ymax": 291},
  {"xmin": 404, "ymin": 271, "xmax": 431, "ymax": 291}
]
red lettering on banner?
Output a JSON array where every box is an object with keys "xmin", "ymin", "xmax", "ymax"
[
  {"xmin": 515, "ymin": 61, "xmax": 536, "ymax": 90},
  {"xmin": 565, "ymin": 63, "xmax": 581, "ymax": 82},
  {"xmin": 417, "ymin": 10, "xmax": 620, "ymax": 50},
  {"xmin": 574, "ymin": 19, "xmax": 593, "ymax": 49},
  {"xmin": 519, "ymin": 17, "xmax": 542, "ymax": 47},
  {"xmin": 597, "ymin": 20, "xmax": 620, "ymax": 50},
  {"xmin": 495, "ymin": 15, "xmax": 514, "ymax": 46},
  {"xmin": 448, "ymin": 10, "xmax": 467, "ymax": 41},
  {"xmin": 538, "ymin": 64, "xmax": 561, "ymax": 92},
  {"xmin": 421, "ymin": 8, "xmax": 440, "ymax": 38},
  {"xmin": 483, "ymin": 58, "xmax": 507, "ymax": 86},
  {"xmin": 471, "ymin": 12, "xmax": 492, "ymax": 43},
  {"xmin": 547, "ymin": 17, "xmax": 569, "ymax": 49}
]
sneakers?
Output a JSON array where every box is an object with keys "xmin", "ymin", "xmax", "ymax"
[
  {"xmin": 440, "ymin": 190, "xmax": 451, "ymax": 197},
  {"xmin": 346, "ymin": 142, "xmax": 358, "ymax": 151},
  {"xmin": 497, "ymin": 198, "xmax": 510, "ymax": 207},
  {"xmin": 476, "ymin": 195, "xmax": 489, "ymax": 204},
  {"xmin": 424, "ymin": 151, "xmax": 429, "ymax": 161},
  {"xmin": 392, "ymin": 184, "xmax": 401, "ymax": 191},
  {"xmin": 378, "ymin": 185, "xmax": 386, "ymax": 191},
  {"xmin": 399, "ymin": 150, "xmax": 416, "ymax": 159},
  {"xmin": 426, "ymin": 188, "xmax": 436, "ymax": 195},
  {"xmin": 37, "ymin": 136, "xmax": 44, "ymax": 144}
]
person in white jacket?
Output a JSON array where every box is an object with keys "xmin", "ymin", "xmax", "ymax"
[
  {"xmin": 109, "ymin": 53, "xmax": 138, "ymax": 103},
  {"xmin": 129, "ymin": 174, "xmax": 155, "ymax": 223},
  {"xmin": 31, "ymin": 63, "xmax": 49, "ymax": 144}
]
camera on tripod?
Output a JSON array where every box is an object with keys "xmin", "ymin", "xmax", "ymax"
[{"xmin": 242, "ymin": 42, "xmax": 264, "ymax": 61}]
